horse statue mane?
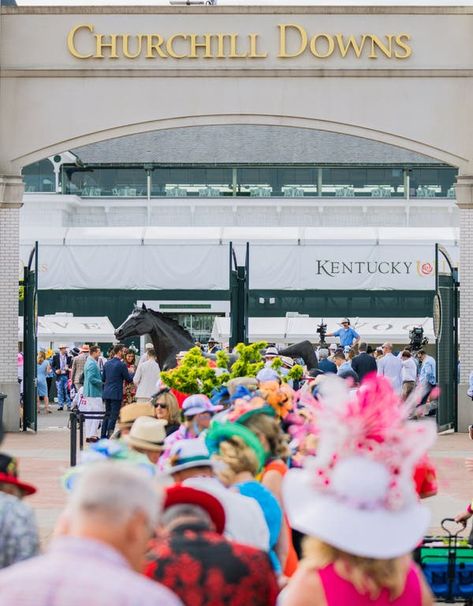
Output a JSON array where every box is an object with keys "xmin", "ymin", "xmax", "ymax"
[
  {"xmin": 144, "ymin": 308, "xmax": 195, "ymax": 343},
  {"xmin": 114, "ymin": 304, "xmax": 195, "ymax": 370}
]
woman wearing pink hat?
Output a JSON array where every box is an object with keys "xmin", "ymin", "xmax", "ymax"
[
  {"xmin": 280, "ymin": 375, "xmax": 435, "ymax": 606},
  {"xmin": 158, "ymin": 394, "xmax": 222, "ymax": 470}
]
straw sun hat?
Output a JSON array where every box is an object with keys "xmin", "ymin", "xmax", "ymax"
[
  {"xmin": 125, "ymin": 417, "xmax": 167, "ymax": 452},
  {"xmin": 283, "ymin": 375, "xmax": 437, "ymax": 559}
]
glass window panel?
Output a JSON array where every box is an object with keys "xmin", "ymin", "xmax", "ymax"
[{"xmin": 22, "ymin": 159, "xmax": 55, "ymax": 192}]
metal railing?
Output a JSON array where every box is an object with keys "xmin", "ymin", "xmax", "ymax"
[{"xmin": 69, "ymin": 410, "xmax": 106, "ymax": 467}]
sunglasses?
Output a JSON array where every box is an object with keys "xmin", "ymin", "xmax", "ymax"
[{"xmin": 155, "ymin": 402, "xmax": 168, "ymax": 409}]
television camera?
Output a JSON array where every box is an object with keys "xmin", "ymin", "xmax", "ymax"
[
  {"xmin": 316, "ymin": 320, "xmax": 327, "ymax": 345},
  {"xmin": 409, "ymin": 326, "xmax": 429, "ymax": 351}
]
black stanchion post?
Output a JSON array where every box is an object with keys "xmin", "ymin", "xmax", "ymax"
[
  {"xmin": 70, "ymin": 412, "xmax": 77, "ymax": 467},
  {"xmin": 79, "ymin": 413, "xmax": 84, "ymax": 451}
]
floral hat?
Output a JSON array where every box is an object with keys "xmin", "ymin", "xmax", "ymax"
[
  {"xmin": 283, "ymin": 375, "xmax": 436, "ymax": 559},
  {"xmin": 62, "ymin": 439, "xmax": 155, "ymax": 492},
  {"xmin": 258, "ymin": 380, "xmax": 294, "ymax": 419}
]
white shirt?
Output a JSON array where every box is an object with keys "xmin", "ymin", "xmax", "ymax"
[
  {"xmin": 377, "ymin": 352, "xmax": 402, "ymax": 392},
  {"xmin": 183, "ymin": 476, "xmax": 270, "ymax": 552},
  {"xmin": 133, "ymin": 359, "xmax": 161, "ymax": 399},
  {"xmin": 401, "ymin": 357, "xmax": 418, "ymax": 383}
]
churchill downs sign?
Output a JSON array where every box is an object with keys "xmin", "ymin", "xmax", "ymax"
[{"xmin": 67, "ymin": 24, "xmax": 412, "ymax": 61}]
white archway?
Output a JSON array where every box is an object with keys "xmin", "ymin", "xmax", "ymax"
[{"xmin": 12, "ymin": 113, "xmax": 465, "ymax": 170}]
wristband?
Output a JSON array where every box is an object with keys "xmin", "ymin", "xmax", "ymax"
[{"xmin": 467, "ymin": 504, "xmax": 472, "ymax": 514}]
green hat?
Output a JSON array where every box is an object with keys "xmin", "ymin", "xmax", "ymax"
[{"xmin": 205, "ymin": 422, "xmax": 267, "ymax": 472}]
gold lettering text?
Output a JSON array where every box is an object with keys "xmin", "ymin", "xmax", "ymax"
[
  {"xmin": 145, "ymin": 34, "xmax": 167, "ymax": 59},
  {"xmin": 122, "ymin": 34, "xmax": 143, "ymax": 59},
  {"xmin": 278, "ymin": 24, "xmax": 307, "ymax": 58},
  {"xmin": 94, "ymin": 34, "xmax": 119, "ymax": 59},
  {"xmin": 248, "ymin": 33, "xmax": 268, "ymax": 58},
  {"xmin": 189, "ymin": 33, "xmax": 213, "ymax": 59},
  {"xmin": 166, "ymin": 33, "xmax": 188, "ymax": 59},
  {"xmin": 335, "ymin": 34, "xmax": 368, "ymax": 58},
  {"xmin": 368, "ymin": 35, "xmax": 393, "ymax": 59},
  {"xmin": 67, "ymin": 24, "xmax": 94, "ymax": 59},
  {"xmin": 309, "ymin": 34, "xmax": 335, "ymax": 59},
  {"xmin": 394, "ymin": 34, "xmax": 412, "ymax": 59},
  {"xmin": 229, "ymin": 34, "xmax": 248, "ymax": 58}
]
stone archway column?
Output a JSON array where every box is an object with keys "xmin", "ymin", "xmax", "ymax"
[
  {"xmin": 0, "ymin": 175, "xmax": 23, "ymax": 431},
  {"xmin": 456, "ymin": 175, "xmax": 473, "ymax": 431}
]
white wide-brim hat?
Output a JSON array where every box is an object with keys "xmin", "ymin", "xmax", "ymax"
[
  {"xmin": 283, "ymin": 463, "xmax": 431, "ymax": 559},
  {"xmin": 166, "ymin": 438, "xmax": 215, "ymax": 474}
]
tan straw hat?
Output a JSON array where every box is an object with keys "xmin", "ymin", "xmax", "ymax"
[
  {"xmin": 119, "ymin": 403, "xmax": 155, "ymax": 429},
  {"xmin": 125, "ymin": 417, "xmax": 167, "ymax": 452}
]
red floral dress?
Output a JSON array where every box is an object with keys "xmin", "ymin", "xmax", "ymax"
[{"xmin": 144, "ymin": 523, "xmax": 278, "ymax": 606}]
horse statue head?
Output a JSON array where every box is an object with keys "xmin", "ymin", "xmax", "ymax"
[
  {"xmin": 115, "ymin": 304, "xmax": 195, "ymax": 369},
  {"xmin": 114, "ymin": 304, "xmax": 155, "ymax": 343}
]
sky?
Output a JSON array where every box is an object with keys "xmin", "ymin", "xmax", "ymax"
[{"xmin": 11, "ymin": 0, "xmax": 473, "ymax": 6}]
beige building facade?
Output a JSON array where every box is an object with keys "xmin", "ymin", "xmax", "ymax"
[{"xmin": 1, "ymin": 5, "xmax": 473, "ymax": 429}]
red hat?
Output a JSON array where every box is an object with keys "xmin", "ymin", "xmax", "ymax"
[
  {"xmin": 0, "ymin": 454, "xmax": 37, "ymax": 496},
  {"xmin": 164, "ymin": 485, "xmax": 225, "ymax": 534}
]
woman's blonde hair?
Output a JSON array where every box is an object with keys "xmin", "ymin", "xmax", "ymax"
[
  {"xmin": 155, "ymin": 391, "xmax": 181, "ymax": 424},
  {"xmin": 243, "ymin": 413, "xmax": 289, "ymax": 460},
  {"xmin": 303, "ymin": 537, "xmax": 409, "ymax": 601},
  {"xmin": 214, "ymin": 436, "xmax": 259, "ymax": 485},
  {"xmin": 37, "ymin": 351, "xmax": 46, "ymax": 364}
]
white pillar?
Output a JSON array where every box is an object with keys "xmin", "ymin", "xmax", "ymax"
[
  {"xmin": 0, "ymin": 175, "xmax": 23, "ymax": 431},
  {"xmin": 456, "ymin": 175, "xmax": 473, "ymax": 431}
]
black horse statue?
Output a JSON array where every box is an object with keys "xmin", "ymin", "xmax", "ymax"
[
  {"xmin": 115, "ymin": 304, "xmax": 195, "ymax": 370},
  {"xmin": 114, "ymin": 304, "xmax": 318, "ymax": 371}
]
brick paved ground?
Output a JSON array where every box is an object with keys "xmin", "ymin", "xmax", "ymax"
[{"xmin": 2, "ymin": 414, "xmax": 473, "ymax": 546}]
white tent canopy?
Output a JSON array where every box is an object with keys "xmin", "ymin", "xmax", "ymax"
[
  {"xmin": 211, "ymin": 317, "xmax": 434, "ymax": 346},
  {"xmin": 18, "ymin": 313, "xmax": 116, "ymax": 345}
]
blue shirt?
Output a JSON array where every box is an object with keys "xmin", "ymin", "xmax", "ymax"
[
  {"xmin": 419, "ymin": 356, "xmax": 436, "ymax": 386},
  {"xmin": 337, "ymin": 361, "xmax": 352, "ymax": 375},
  {"xmin": 333, "ymin": 327, "xmax": 360, "ymax": 347}
]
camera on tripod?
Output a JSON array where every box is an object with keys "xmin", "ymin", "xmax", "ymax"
[
  {"xmin": 409, "ymin": 326, "xmax": 428, "ymax": 351},
  {"xmin": 316, "ymin": 320, "xmax": 327, "ymax": 345}
]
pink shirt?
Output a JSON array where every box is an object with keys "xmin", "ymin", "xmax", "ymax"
[
  {"xmin": 318, "ymin": 562, "xmax": 421, "ymax": 606},
  {"xmin": 0, "ymin": 536, "xmax": 183, "ymax": 606}
]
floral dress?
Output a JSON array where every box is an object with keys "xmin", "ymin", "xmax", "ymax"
[{"xmin": 122, "ymin": 363, "xmax": 136, "ymax": 405}]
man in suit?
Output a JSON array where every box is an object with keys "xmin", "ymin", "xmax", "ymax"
[
  {"xmin": 351, "ymin": 342, "xmax": 378, "ymax": 384},
  {"xmin": 100, "ymin": 344, "xmax": 134, "ymax": 439},
  {"xmin": 83, "ymin": 345, "xmax": 104, "ymax": 443},
  {"xmin": 317, "ymin": 349, "xmax": 337, "ymax": 374},
  {"xmin": 51, "ymin": 345, "xmax": 72, "ymax": 410}
]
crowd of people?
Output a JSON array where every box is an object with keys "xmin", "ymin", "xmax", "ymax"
[{"xmin": 1, "ymin": 316, "xmax": 460, "ymax": 606}]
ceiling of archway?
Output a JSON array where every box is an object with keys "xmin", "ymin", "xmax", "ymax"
[{"xmin": 71, "ymin": 125, "xmax": 442, "ymax": 165}]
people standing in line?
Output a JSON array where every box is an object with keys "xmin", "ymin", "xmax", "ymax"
[
  {"xmin": 0, "ymin": 464, "xmax": 182, "ymax": 606},
  {"xmin": 326, "ymin": 318, "xmax": 360, "ymax": 349},
  {"xmin": 51, "ymin": 345, "xmax": 72, "ymax": 411},
  {"xmin": 71, "ymin": 344, "xmax": 89, "ymax": 393},
  {"xmin": 101, "ymin": 344, "xmax": 134, "ymax": 439},
  {"xmin": 416, "ymin": 349, "xmax": 437, "ymax": 405},
  {"xmin": 207, "ymin": 338, "xmax": 221, "ymax": 354},
  {"xmin": 144, "ymin": 485, "xmax": 278, "ymax": 606},
  {"xmin": 82, "ymin": 345, "xmax": 104, "ymax": 443},
  {"xmin": 0, "ymin": 454, "xmax": 39, "ymax": 569},
  {"xmin": 123, "ymin": 350, "xmax": 137, "ymax": 406},
  {"xmin": 317, "ymin": 349, "xmax": 337, "ymax": 374},
  {"xmin": 151, "ymin": 388, "xmax": 181, "ymax": 436},
  {"xmin": 133, "ymin": 348, "xmax": 161, "ymax": 403},
  {"xmin": 333, "ymin": 352, "xmax": 351, "ymax": 375},
  {"xmin": 125, "ymin": 417, "xmax": 167, "ymax": 464},
  {"xmin": 167, "ymin": 439, "xmax": 270, "ymax": 551},
  {"xmin": 264, "ymin": 346, "xmax": 279, "ymax": 367},
  {"xmin": 401, "ymin": 350, "xmax": 418, "ymax": 400},
  {"xmin": 36, "ymin": 351, "xmax": 52, "ymax": 414},
  {"xmin": 376, "ymin": 342, "xmax": 402, "ymax": 393},
  {"xmin": 137, "ymin": 342, "xmax": 154, "ymax": 369},
  {"xmin": 351, "ymin": 342, "xmax": 377, "ymax": 383}
]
